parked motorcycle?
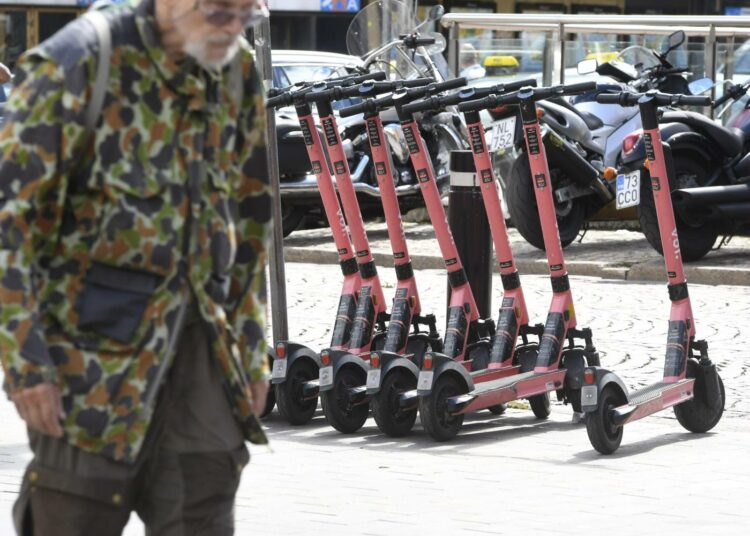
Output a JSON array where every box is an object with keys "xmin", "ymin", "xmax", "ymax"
[
  {"xmin": 618, "ymin": 78, "xmax": 750, "ymax": 260},
  {"xmin": 277, "ymin": 0, "xmax": 466, "ymax": 236},
  {"xmin": 504, "ymin": 30, "xmax": 695, "ymax": 249}
]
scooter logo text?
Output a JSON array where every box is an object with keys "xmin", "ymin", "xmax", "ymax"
[
  {"xmin": 375, "ymin": 162, "xmax": 387, "ymax": 176},
  {"xmin": 525, "ymin": 126, "xmax": 540, "ymax": 155},
  {"xmin": 311, "ymin": 161, "xmax": 323, "ymax": 175},
  {"xmin": 299, "ymin": 119, "xmax": 314, "ymax": 146},
  {"xmin": 534, "ymin": 172, "xmax": 547, "ymax": 189},
  {"xmin": 366, "ymin": 119, "xmax": 381, "ymax": 146},
  {"xmin": 402, "ymin": 126, "xmax": 420, "ymax": 154},
  {"xmin": 651, "ymin": 176, "xmax": 661, "ymax": 191},
  {"xmin": 417, "ymin": 169, "xmax": 430, "ymax": 183},
  {"xmin": 468, "ymin": 125, "xmax": 483, "ymax": 154},
  {"xmin": 644, "ymin": 133, "xmax": 655, "ymax": 161},
  {"xmin": 322, "ymin": 118, "xmax": 338, "ymax": 146},
  {"xmin": 481, "ymin": 169, "xmax": 494, "ymax": 183},
  {"xmin": 334, "ymin": 161, "xmax": 346, "ymax": 175}
]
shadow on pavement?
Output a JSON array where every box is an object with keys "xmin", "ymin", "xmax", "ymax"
[{"xmin": 568, "ymin": 430, "xmax": 717, "ymax": 462}]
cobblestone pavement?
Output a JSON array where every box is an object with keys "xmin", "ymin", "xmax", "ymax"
[
  {"xmin": 285, "ymin": 222, "xmax": 750, "ymax": 285},
  {"xmin": 1, "ymin": 262, "xmax": 748, "ymax": 535}
]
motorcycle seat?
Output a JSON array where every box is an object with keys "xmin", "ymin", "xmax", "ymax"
[
  {"xmin": 661, "ymin": 111, "xmax": 745, "ymax": 157},
  {"xmin": 551, "ymin": 97, "xmax": 604, "ymax": 130}
]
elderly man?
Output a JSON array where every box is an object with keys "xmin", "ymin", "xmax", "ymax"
[{"xmin": 0, "ymin": 0, "xmax": 271, "ymax": 534}]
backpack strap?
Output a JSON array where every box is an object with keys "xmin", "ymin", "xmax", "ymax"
[{"xmin": 85, "ymin": 10, "xmax": 111, "ymax": 134}]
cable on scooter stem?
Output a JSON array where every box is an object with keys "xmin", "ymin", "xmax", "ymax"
[
  {"xmin": 266, "ymin": 71, "xmax": 387, "ymax": 108},
  {"xmin": 304, "ymin": 78, "xmax": 434, "ymax": 103},
  {"xmin": 594, "ymin": 90, "xmax": 712, "ymax": 108},
  {"xmin": 401, "ymin": 78, "xmax": 538, "ymax": 114},
  {"xmin": 339, "ymin": 77, "xmax": 468, "ymax": 117}
]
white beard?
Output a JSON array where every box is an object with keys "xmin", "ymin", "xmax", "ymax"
[{"xmin": 183, "ymin": 36, "xmax": 240, "ymax": 73}]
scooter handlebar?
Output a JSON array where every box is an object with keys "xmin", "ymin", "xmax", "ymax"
[
  {"xmin": 595, "ymin": 91, "xmax": 711, "ymax": 107},
  {"xmin": 595, "ymin": 92, "xmax": 637, "ymax": 106},
  {"xmin": 671, "ymin": 94, "xmax": 712, "ymax": 106},
  {"xmin": 403, "ymin": 77, "xmax": 538, "ymax": 114}
]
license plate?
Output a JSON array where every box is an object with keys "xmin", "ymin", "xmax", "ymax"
[
  {"xmin": 417, "ymin": 370, "xmax": 434, "ymax": 391},
  {"xmin": 582, "ymin": 385, "xmax": 598, "ymax": 407},
  {"xmin": 490, "ymin": 116, "xmax": 516, "ymax": 151},
  {"xmin": 319, "ymin": 366, "xmax": 333, "ymax": 388},
  {"xmin": 271, "ymin": 358, "xmax": 287, "ymax": 380},
  {"xmin": 616, "ymin": 170, "xmax": 640, "ymax": 209},
  {"xmin": 366, "ymin": 369, "xmax": 382, "ymax": 390}
]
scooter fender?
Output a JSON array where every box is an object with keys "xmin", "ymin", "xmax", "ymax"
[
  {"xmin": 416, "ymin": 354, "xmax": 474, "ymax": 396},
  {"xmin": 580, "ymin": 367, "xmax": 629, "ymax": 413},
  {"xmin": 271, "ymin": 342, "xmax": 320, "ymax": 386},
  {"xmin": 318, "ymin": 350, "xmax": 370, "ymax": 393},
  {"xmin": 366, "ymin": 353, "xmax": 420, "ymax": 395}
]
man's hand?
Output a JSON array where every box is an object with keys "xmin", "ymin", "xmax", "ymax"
[
  {"xmin": 249, "ymin": 379, "xmax": 269, "ymax": 417},
  {"xmin": 11, "ymin": 383, "xmax": 65, "ymax": 438}
]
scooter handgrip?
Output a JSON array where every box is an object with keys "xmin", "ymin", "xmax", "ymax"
[
  {"xmin": 335, "ymin": 71, "xmax": 386, "ymax": 87},
  {"xmin": 304, "ymin": 86, "xmax": 336, "ymax": 103},
  {"xmin": 561, "ymin": 81, "xmax": 598, "ymax": 96},
  {"xmin": 338, "ymin": 101, "xmax": 368, "ymax": 118},
  {"xmin": 457, "ymin": 95, "xmax": 497, "ymax": 113},
  {"xmin": 500, "ymin": 78, "xmax": 539, "ymax": 93},
  {"xmin": 266, "ymin": 92, "xmax": 293, "ymax": 109},
  {"xmin": 673, "ymin": 94, "xmax": 712, "ymax": 107},
  {"xmin": 431, "ymin": 77, "xmax": 468, "ymax": 93},
  {"xmin": 401, "ymin": 96, "xmax": 443, "ymax": 114}
]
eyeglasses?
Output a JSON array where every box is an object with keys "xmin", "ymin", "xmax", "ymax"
[{"xmin": 195, "ymin": 0, "xmax": 269, "ymax": 28}]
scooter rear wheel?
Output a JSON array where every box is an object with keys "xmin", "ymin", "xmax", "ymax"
[
  {"xmin": 321, "ymin": 365, "xmax": 369, "ymax": 434},
  {"xmin": 488, "ymin": 404, "xmax": 506, "ymax": 415},
  {"xmin": 419, "ymin": 374, "xmax": 466, "ymax": 441},
  {"xmin": 586, "ymin": 384, "xmax": 626, "ymax": 454},
  {"xmin": 372, "ymin": 368, "xmax": 418, "ymax": 437},
  {"xmin": 674, "ymin": 361, "xmax": 725, "ymax": 433},
  {"xmin": 275, "ymin": 358, "xmax": 318, "ymax": 425}
]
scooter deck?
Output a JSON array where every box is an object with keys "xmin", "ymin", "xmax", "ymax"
[
  {"xmin": 470, "ymin": 365, "xmax": 521, "ymax": 382},
  {"xmin": 613, "ymin": 378, "xmax": 694, "ymax": 426},
  {"xmin": 447, "ymin": 369, "xmax": 566, "ymax": 415}
]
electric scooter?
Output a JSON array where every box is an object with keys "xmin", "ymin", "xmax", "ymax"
[
  {"xmin": 404, "ymin": 82, "xmax": 604, "ymax": 441},
  {"xmin": 265, "ymin": 71, "xmax": 384, "ymax": 425},
  {"xmin": 306, "ymin": 78, "xmax": 444, "ymax": 436},
  {"xmin": 581, "ymin": 89, "xmax": 725, "ymax": 454},
  {"xmin": 343, "ymin": 79, "xmax": 500, "ymax": 436}
]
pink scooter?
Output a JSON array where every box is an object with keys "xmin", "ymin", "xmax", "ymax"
[
  {"xmin": 265, "ymin": 72, "xmax": 384, "ymax": 425},
  {"xmin": 348, "ymin": 79, "xmax": 501, "ymax": 434},
  {"xmin": 306, "ymin": 78, "xmax": 444, "ymax": 436},
  {"xmin": 582, "ymin": 90, "xmax": 725, "ymax": 454},
  {"xmin": 401, "ymin": 82, "xmax": 604, "ymax": 441}
]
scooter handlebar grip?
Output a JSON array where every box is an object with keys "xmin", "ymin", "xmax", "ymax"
[
  {"xmin": 266, "ymin": 92, "xmax": 293, "ymax": 109},
  {"xmin": 432, "ymin": 77, "xmax": 467, "ymax": 93},
  {"xmin": 338, "ymin": 101, "xmax": 368, "ymax": 118},
  {"xmin": 401, "ymin": 96, "xmax": 442, "ymax": 114},
  {"xmin": 673, "ymin": 94, "xmax": 712, "ymax": 107},
  {"xmin": 457, "ymin": 95, "xmax": 497, "ymax": 113},
  {"xmin": 501, "ymin": 78, "xmax": 538, "ymax": 93},
  {"xmin": 304, "ymin": 87, "xmax": 336, "ymax": 103},
  {"xmin": 338, "ymin": 71, "xmax": 386, "ymax": 87},
  {"xmin": 561, "ymin": 81, "xmax": 598, "ymax": 96}
]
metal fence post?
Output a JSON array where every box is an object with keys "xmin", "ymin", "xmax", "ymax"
[
  {"xmin": 449, "ymin": 23, "xmax": 459, "ymax": 78},
  {"xmin": 254, "ymin": 17, "xmax": 289, "ymax": 344},
  {"xmin": 447, "ymin": 151, "xmax": 492, "ymax": 319}
]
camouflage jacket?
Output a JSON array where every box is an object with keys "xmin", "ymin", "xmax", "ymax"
[{"xmin": 0, "ymin": 0, "xmax": 271, "ymax": 462}]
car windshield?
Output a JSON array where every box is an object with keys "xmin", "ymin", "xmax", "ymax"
[{"xmin": 276, "ymin": 64, "xmax": 346, "ymax": 87}]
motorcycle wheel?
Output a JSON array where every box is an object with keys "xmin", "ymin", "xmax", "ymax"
[
  {"xmin": 506, "ymin": 152, "xmax": 585, "ymax": 250},
  {"xmin": 638, "ymin": 153, "xmax": 718, "ymax": 262},
  {"xmin": 281, "ymin": 202, "xmax": 305, "ymax": 237}
]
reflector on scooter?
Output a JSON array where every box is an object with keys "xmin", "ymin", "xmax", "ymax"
[
  {"xmin": 321, "ymin": 351, "xmax": 331, "ymax": 366},
  {"xmin": 371, "ymin": 353, "xmax": 380, "ymax": 368},
  {"xmin": 584, "ymin": 368, "xmax": 595, "ymax": 385},
  {"xmin": 423, "ymin": 353, "xmax": 434, "ymax": 370},
  {"xmin": 275, "ymin": 342, "xmax": 287, "ymax": 359}
]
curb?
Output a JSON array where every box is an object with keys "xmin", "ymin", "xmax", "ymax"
[{"xmin": 283, "ymin": 246, "xmax": 750, "ymax": 286}]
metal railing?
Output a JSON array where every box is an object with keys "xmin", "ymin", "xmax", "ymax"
[{"xmin": 442, "ymin": 13, "xmax": 750, "ymax": 90}]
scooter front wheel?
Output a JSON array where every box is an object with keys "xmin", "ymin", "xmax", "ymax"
[
  {"xmin": 586, "ymin": 384, "xmax": 626, "ymax": 454},
  {"xmin": 419, "ymin": 374, "xmax": 466, "ymax": 441},
  {"xmin": 674, "ymin": 361, "xmax": 725, "ymax": 433},
  {"xmin": 372, "ymin": 368, "xmax": 418, "ymax": 437},
  {"xmin": 275, "ymin": 358, "xmax": 318, "ymax": 425},
  {"xmin": 321, "ymin": 365, "xmax": 369, "ymax": 434},
  {"xmin": 528, "ymin": 393, "xmax": 551, "ymax": 419}
]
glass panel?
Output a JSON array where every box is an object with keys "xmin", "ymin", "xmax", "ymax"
[
  {"xmin": 0, "ymin": 10, "xmax": 27, "ymax": 71},
  {"xmin": 38, "ymin": 10, "xmax": 77, "ymax": 43}
]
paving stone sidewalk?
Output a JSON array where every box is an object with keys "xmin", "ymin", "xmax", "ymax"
[
  {"xmin": 1, "ymin": 263, "xmax": 748, "ymax": 535},
  {"xmin": 284, "ymin": 222, "xmax": 750, "ymax": 286}
]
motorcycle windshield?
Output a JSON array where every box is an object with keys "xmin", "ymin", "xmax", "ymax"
[
  {"xmin": 346, "ymin": 0, "xmax": 415, "ymax": 58},
  {"xmin": 612, "ymin": 45, "xmax": 660, "ymax": 77}
]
